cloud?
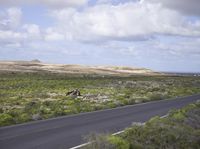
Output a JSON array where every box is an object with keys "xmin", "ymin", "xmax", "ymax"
[
  {"xmin": 49, "ymin": 1, "xmax": 200, "ymax": 42},
  {"xmin": 0, "ymin": 30, "xmax": 24, "ymax": 43},
  {"xmin": 155, "ymin": 37, "xmax": 200, "ymax": 57},
  {"xmin": 0, "ymin": 8, "xmax": 24, "ymax": 45},
  {"xmin": 45, "ymin": 27, "xmax": 65, "ymax": 41},
  {"xmin": 1, "ymin": 1, "xmax": 200, "ymax": 45},
  {"xmin": 22, "ymin": 24, "xmax": 41, "ymax": 40},
  {"xmin": 1, "ymin": 1, "xmax": 200, "ymax": 44},
  {"xmin": 0, "ymin": 8, "xmax": 42, "ymax": 47},
  {"xmin": 0, "ymin": 0, "xmax": 89, "ymax": 8},
  {"xmin": 96, "ymin": 0, "xmax": 136, "ymax": 5},
  {"xmin": 0, "ymin": 7, "xmax": 22, "ymax": 30},
  {"xmin": 147, "ymin": 0, "xmax": 200, "ymax": 16}
]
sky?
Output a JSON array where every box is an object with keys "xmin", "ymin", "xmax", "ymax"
[{"xmin": 0, "ymin": 0, "xmax": 200, "ymax": 72}]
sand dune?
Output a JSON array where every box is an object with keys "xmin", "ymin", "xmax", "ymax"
[{"xmin": 0, "ymin": 60, "xmax": 161, "ymax": 76}]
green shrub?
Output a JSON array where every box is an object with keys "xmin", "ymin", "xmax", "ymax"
[
  {"xmin": 107, "ymin": 136, "xmax": 129, "ymax": 149},
  {"xmin": 16, "ymin": 113, "xmax": 31, "ymax": 123},
  {"xmin": 83, "ymin": 134, "xmax": 129, "ymax": 149},
  {"xmin": 148, "ymin": 93, "xmax": 165, "ymax": 100},
  {"xmin": 0, "ymin": 113, "xmax": 14, "ymax": 126}
]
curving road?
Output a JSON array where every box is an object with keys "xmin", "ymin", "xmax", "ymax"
[{"xmin": 0, "ymin": 94, "xmax": 200, "ymax": 149}]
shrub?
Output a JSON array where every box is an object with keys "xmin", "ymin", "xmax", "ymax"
[
  {"xmin": 148, "ymin": 93, "xmax": 165, "ymax": 101},
  {"xmin": 0, "ymin": 113, "xmax": 14, "ymax": 126},
  {"xmin": 107, "ymin": 136, "xmax": 129, "ymax": 149},
  {"xmin": 16, "ymin": 113, "xmax": 31, "ymax": 123},
  {"xmin": 83, "ymin": 133, "xmax": 129, "ymax": 149}
]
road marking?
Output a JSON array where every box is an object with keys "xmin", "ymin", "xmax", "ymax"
[
  {"xmin": 160, "ymin": 114, "xmax": 168, "ymax": 118},
  {"xmin": 69, "ymin": 142, "xmax": 92, "ymax": 149},
  {"xmin": 68, "ymin": 129, "xmax": 127, "ymax": 149},
  {"xmin": 69, "ymin": 114, "xmax": 168, "ymax": 149},
  {"xmin": 112, "ymin": 130, "xmax": 125, "ymax": 136}
]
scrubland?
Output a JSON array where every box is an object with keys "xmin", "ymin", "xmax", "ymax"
[{"xmin": 0, "ymin": 72, "xmax": 200, "ymax": 126}]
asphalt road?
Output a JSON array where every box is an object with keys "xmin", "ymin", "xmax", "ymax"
[{"xmin": 0, "ymin": 94, "xmax": 200, "ymax": 149}]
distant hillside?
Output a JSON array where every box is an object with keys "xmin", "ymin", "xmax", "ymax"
[{"xmin": 0, "ymin": 60, "xmax": 162, "ymax": 76}]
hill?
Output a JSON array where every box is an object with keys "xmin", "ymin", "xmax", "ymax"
[{"xmin": 0, "ymin": 60, "xmax": 161, "ymax": 76}]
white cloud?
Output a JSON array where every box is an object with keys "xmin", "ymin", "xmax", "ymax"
[
  {"xmin": 0, "ymin": 8, "xmax": 42, "ymax": 47},
  {"xmin": 147, "ymin": 0, "xmax": 200, "ymax": 16},
  {"xmin": 96, "ymin": 0, "xmax": 136, "ymax": 5},
  {"xmin": 155, "ymin": 37, "xmax": 200, "ymax": 57},
  {"xmin": 5, "ymin": 42, "xmax": 21, "ymax": 48},
  {"xmin": 49, "ymin": 1, "xmax": 200, "ymax": 42},
  {"xmin": 45, "ymin": 27, "xmax": 65, "ymax": 41},
  {"xmin": 23, "ymin": 24, "xmax": 41, "ymax": 39},
  {"xmin": 0, "ymin": 0, "xmax": 89, "ymax": 8},
  {"xmin": 1, "ymin": 1, "xmax": 200, "ymax": 44},
  {"xmin": 41, "ymin": 0, "xmax": 89, "ymax": 8},
  {"xmin": 0, "ymin": 30, "xmax": 24, "ymax": 41},
  {"xmin": 0, "ymin": 7, "xmax": 22, "ymax": 30}
]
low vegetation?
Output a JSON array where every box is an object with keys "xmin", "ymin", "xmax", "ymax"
[
  {"xmin": 0, "ymin": 72, "xmax": 200, "ymax": 126},
  {"xmin": 84, "ymin": 101, "xmax": 200, "ymax": 149}
]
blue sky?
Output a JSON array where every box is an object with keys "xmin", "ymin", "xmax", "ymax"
[{"xmin": 0, "ymin": 0, "xmax": 200, "ymax": 72}]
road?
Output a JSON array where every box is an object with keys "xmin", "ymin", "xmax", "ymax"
[{"xmin": 0, "ymin": 94, "xmax": 200, "ymax": 149}]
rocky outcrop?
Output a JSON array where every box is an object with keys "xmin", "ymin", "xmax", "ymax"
[{"xmin": 66, "ymin": 89, "xmax": 81, "ymax": 98}]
